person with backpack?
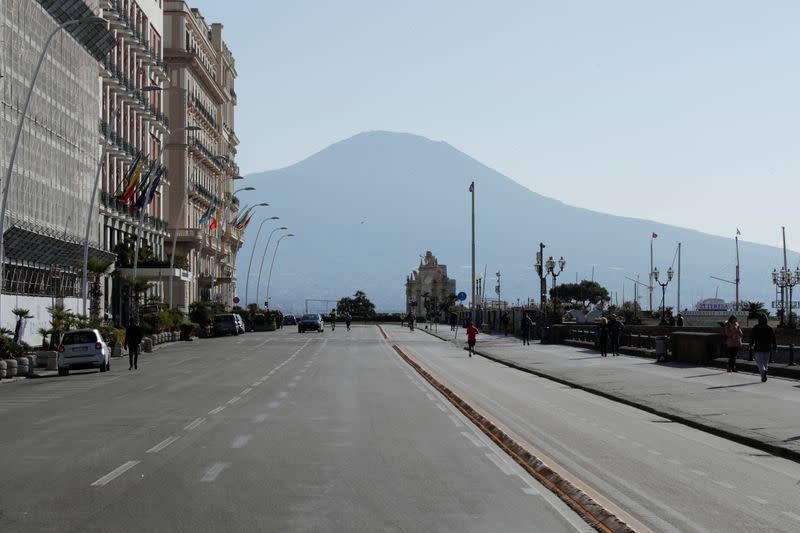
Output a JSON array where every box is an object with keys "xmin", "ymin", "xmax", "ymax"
[
  {"xmin": 724, "ymin": 315, "xmax": 743, "ymax": 372},
  {"xmin": 749, "ymin": 314, "xmax": 776, "ymax": 382}
]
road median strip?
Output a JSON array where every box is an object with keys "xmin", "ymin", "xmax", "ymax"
[{"xmin": 392, "ymin": 343, "xmax": 638, "ymax": 533}]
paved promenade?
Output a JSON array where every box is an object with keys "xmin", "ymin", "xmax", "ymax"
[{"xmin": 423, "ymin": 325, "xmax": 800, "ymax": 461}]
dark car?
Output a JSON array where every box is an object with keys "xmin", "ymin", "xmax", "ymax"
[
  {"xmin": 282, "ymin": 315, "xmax": 297, "ymax": 326},
  {"xmin": 213, "ymin": 314, "xmax": 240, "ymax": 336},
  {"xmin": 298, "ymin": 313, "xmax": 324, "ymax": 333}
]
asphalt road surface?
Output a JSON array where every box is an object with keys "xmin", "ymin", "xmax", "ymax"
[
  {"xmin": 388, "ymin": 324, "xmax": 800, "ymax": 533},
  {"xmin": 0, "ymin": 326, "xmax": 589, "ymax": 533}
]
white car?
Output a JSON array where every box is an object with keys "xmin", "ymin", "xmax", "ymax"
[{"xmin": 57, "ymin": 329, "xmax": 110, "ymax": 376}]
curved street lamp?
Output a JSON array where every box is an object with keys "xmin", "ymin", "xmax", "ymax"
[
  {"xmin": 653, "ymin": 265, "xmax": 674, "ymax": 324},
  {"xmin": 244, "ymin": 217, "xmax": 279, "ymax": 305},
  {"xmin": 255, "ymin": 226, "xmax": 288, "ymax": 308},
  {"xmin": 772, "ymin": 267, "xmax": 800, "ymax": 327},
  {"xmin": 545, "ymin": 256, "xmax": 566, "ymax": 315},
  {"xmin": 1, "ymin": 16, "xmax": 109, "ymax": 322},
  {"xmin": 265, "ymin": 233, "xmax": 294, "ymax": 310}
]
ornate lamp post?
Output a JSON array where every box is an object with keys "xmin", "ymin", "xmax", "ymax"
[
  {"xmin": 653, "ymin": 266, "xmax": 674, "ymax": 324},
  {"xmin": 772, "ymin": 267, "xmax": 799, "ymax": 327},
  {"xmin": 545, "ymin": 256, "xmax": 566, "ymax": 315}
]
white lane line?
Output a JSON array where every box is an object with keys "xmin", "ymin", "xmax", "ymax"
[
  {"xmin": 782, "ymin": 511, "xmax": 800, "ymax": 522},
  {"xmin": 461, "ymin": 431, "xmax": 485, "ymax": 448},
  {"xmin": 208, "ymin": 406, "xmax": 226, "ymax": 415},
  {"xmin": 231, "ymin": 435, "xmax": 252, "ymax": 449},
  {"xmin": 647, "ymin": 449, "xmax": 662, "ymax": 456},
  {"xmin": 184, "ymin": 417, "xmax": 206, "ymax": 431},
  {"xmin": 268, "ymin": 401, "xmax": 281, "ymax": 409},
  {"xmin": 227, "ymin": 396, "xmax": 241, "ymax": 405},
  {"xmin": 435, "ymin": 403, "xmax": 448, "ymax": 413},
  {"xmin": 712, "ymin": 480, "xmax": 736, "ymax": 490},
  {"xmin": 689, "ymin": 469, "xmax": 708, "ymax": 477},
  {"xmin": 425, "ymin": 393, "xmax": 436, "ymax": 401},
  {"xmin": 200, "ymin": 462, "xmax": 229, "ymax": 482},
  {"xmin": 253, "ymin": 414, "xmax": 268, "ymax": 423},
  {"xmin": 241, "ymin": 388, "xmax": 253, "ymax": 395},
  {"xmin": 252, "ymin": 381, "xmax": 262, "ymax": 387},
  {"xmin": 485, "ymin": 453, "xmax": 515, "ymax": 476},
  {"xmin": 522, "ymin": 487, "xmax": 540, "ymax": 495},
  {"xmin": 748, "ymin": 496, "xmax": 768, "ymax": 505},
  {"xmin": 147, "ymin": 436, "xmax": 181, "ymax": 454},
  {"xmin": 91, "ymin": 461, "xmax": 140, "ymax": 486},
  {"xmin": 667, "ymin": 459, "xmax": 682, "ymax": 465},
  {"xmin": 448, "ymin": 414, "xmax": 464, "ymax": 427}
]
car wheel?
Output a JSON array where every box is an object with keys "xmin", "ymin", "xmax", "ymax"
[
  {"xmin": 58, "ymin": 367, "xmax": 68, "ymax": 376},
  {"xmin": 99, "ymin": 362, "xmax": 106, "ymax": 373},
  {"xmin": 106, "ymin": 360, "xmax": 111, "ymax": 372}
]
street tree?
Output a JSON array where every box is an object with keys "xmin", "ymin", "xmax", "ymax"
[
  {"xmin": 337, "ymin": 290, "xmax": 376, "ymax": 318},
  {"xmin": 742, "ymin": 301, "xmax": 769, "ymax": 319},
  {"xmin": 549, "ymin": 280, "xmax": 610, "ymax": 310}
]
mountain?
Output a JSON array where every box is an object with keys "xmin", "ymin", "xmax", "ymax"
[{"xmin": 235, "ymin": 131, "xmax": 796, "ymax": 314}]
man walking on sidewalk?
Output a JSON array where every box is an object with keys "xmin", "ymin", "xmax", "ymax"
[
  {"xmin": 749, "ymin": 314, "xmax": 776, "ymax": 382},
  {"xmin": 125, "ymin": 321, "xmax": 143, "ymax": 370},
  {"xmin": 521, "ymin": 311, "xmax": 534, "ymax": 346},
  {"xmin": 466, "ymin": 321, "xmax": 479, "ymax": 357}
]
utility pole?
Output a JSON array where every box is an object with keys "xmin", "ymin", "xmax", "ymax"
[
  {"xmin": 470, "ymin": 181, "xmax": 476, "ymax": 324},
  {"xmin": 649, "ymin": 235, "xmax": 655, "ymax": 314},
  {"xmin": 677, "ymin": 242, "xmax": 681, "ymax": 313}
]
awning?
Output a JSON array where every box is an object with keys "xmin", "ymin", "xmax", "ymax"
[{"xmin": 4, "ymin": 224, "xmax": 115, "ymax": 270}]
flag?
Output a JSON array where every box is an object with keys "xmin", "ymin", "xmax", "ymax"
[
  {"xmin": 651, "ymin": 232, "xmax": 658, "ymax": 239},
  {"xmin": 736, "ymin": 228, "xmax": 741, "ymax": 235},
  {"xmin": 135, "ymin": 166, "xmax": 164, "ymax": 210},
  {"xmin": 199, "ymin": 205, "xmax": 216, "ymax": 225},
  {"xmin": 115, "ymin": 151, "xmax": 142, "ymax": 197},
  {"xmin": 469, "ymin": 182, "xmax": 474, "ymax": 193},
  {"xmin": 117, "ymin": 158, "xmax": 144, "ymax": 202},
  {"xmin": 209, "ymin": 216, "xmax": 218, "ymax": 230},
  {"xmin": 238, "ymin": 213, "xmax": 254, "ymax": 230}
]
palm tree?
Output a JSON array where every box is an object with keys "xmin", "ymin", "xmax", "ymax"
[
  {"xmin": 87, "ymin": 258, "xmax": 113, "ymax": 319},
  {"xmin": 37, "ymin": 327, "xmax": 49, "ymax": 349},
  {"xmin": 11, "ymin": 307, "xmax": 32, "ymax": 343},
  {"xmin": 743, "ymin": 301, "xmax": 769, "ymax": 319}
]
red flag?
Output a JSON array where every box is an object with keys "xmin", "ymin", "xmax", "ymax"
[
  {"xmin": 651, "ymin": 232, "xmax": 658, "ymax": 239},
  {"xmin": 209, "ymin": 217, "xmax": 218, "ymax": 230}
]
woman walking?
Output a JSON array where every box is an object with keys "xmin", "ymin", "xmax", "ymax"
[
  {"xmin": 724, "ymin": 315, "xmax": 743, "ymax": 372},
  {"xmin": 596, "ymin": 317, "xmax": 609, "ymax": 357},
  {"xmin": 749, "ymin": 314, "xmax": 776, "ymax": 382}
]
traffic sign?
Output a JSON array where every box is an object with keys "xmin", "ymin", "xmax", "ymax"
[
  {"xmin": 457, "ymin": 291, "xmax": 467, "ymax": 301},
  {"xmin": 233, "ymin": 296, "xmax": 240, "ymax": 304}
]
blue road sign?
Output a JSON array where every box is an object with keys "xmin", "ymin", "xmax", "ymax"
[{"xmin": 457, "ymin": 291, "xmax": 467, "ymax": 301}]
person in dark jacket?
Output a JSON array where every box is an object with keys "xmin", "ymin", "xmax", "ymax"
[
  {"xmin": 125, "ymin": 321, "xmax": 144, "ymax": 370},
  {"xmin": 449, "ymin": 312, "xmax": 458, "ymax": 331},
  {"xmin": 749, "ymin": 314, "xmax": 776, "ymax": 382},
  {"xmin": 596, "ymin": 317, "xmax": 609, "ymax": 357},
  {"xmin": 608, "ymin": 315, "xmax": 624, "ymax": 356},
  {"xmin": 521, "ymin": 312, "xmax": 534, "ymax": 346}
]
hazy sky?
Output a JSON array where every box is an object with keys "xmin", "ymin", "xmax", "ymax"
[{"xmin": 191, "ymin": 0, "xmax": 799, "ymax": 250}]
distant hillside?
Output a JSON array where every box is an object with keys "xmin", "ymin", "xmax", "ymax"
[{"xmin": 235, "ymin": 131, "xmax": 796, "ymax": 314}]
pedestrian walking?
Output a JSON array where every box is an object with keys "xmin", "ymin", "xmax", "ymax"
[
  {"xmin": 668, "ymin": 312, "xmax": 676, "ymax": 327},
  {"xmin": 345, "ymin": 312, "xmax": 352, "ymax": 331},
  {"xmin": 521, "ymin": 311, "xmax": 534, "ymax": 346},
  {"xmin": 408, "ymin": 312, "xmax": 416, "ymax": 331},
  {"xmin": 724, "ymin": 315, "xmax": 743, "ymax": 372},
  {"xmin": 749, "ymin": 314, "xmax": 776, "ymax": 382},
  {"xmin": 596, "ymin": 317, "xmax": 609, "ymax": 357},
  {"xmin": 608, "ymin": 314, "xmax": 624, "ymax": 356},
  {"xmin": 330, "ymin": 308, "xmax": 337, "ymax": 331},
  {"xmin": 125, "ymin": 320, "xmax": 143, "ymax": 370},
  {"xmin": 500, "ymin": 311, "xmax": 510, "ymax": 336},
  {"xmin": 449, "ymin": 312, "xmax": 458, "ymax": 332},
  {"xmin": 466, "ymin": 321, "xmax": 479, "ymax": 357},
  {"xmin": 676, "ymin": 313, "xmax": 685, "ymax": 327}
]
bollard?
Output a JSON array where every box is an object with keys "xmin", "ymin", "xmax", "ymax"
[{"xmin": 789, "ymin": 343, "xmax": 795, "ymax": 366}]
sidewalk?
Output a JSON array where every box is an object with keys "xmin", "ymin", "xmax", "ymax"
[{"xmin": 422, "ymin": 326, "xmax": 800, "ymax": 462}]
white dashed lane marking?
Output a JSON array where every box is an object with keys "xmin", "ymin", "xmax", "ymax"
[
  {"xmin": 254, "ymin": 414, "xmax": 268, "ymax": 423},
  {"xmin": 200, "ymin": 462, "xmax": 229, "ymax": 482},
  {"xmin": 208, "ymin": 406, "xmax": 225, "ymax": 415},
  {"xmin": 91, "ymin": 461, "xmax": 140, "ymax": 487},
  {"xmin": 231, "ymin": 435, "xmax": 252, "ymax": 449},
  {"xmin": 184, "ymin": 417, "xmax": 205, "ymax": 431},
  {"xmin": 748, "ymin": 496, "xmax": 768, "ymax": 505},
  {"xmin": 227, "ymin": 396, "xmax": 241, "ymax": 405},
  {"xmin": 147, "ymin": 436, "xmax": 180, "ymax": 454},
  {"xmin": 241, "ymin": 388, "xmax": 252, "ymax": 395}
]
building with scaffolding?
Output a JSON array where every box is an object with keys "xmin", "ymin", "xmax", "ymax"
[
  {"xmin": 0, "ymin": 0, "xmax": 116, "ymax": 340},
  {"xmin": 163, "ymin": 1, "xmax": 242, "ymax": 310}
]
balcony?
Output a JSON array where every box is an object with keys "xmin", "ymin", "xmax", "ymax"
[{"xmin": 174, "ymin": 228, "xmax": 203, "ymax": 247}]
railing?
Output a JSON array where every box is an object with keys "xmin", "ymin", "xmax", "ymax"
[{"xmin": 189, "ymin": 95, "xmax": 218, "ymax": 129}]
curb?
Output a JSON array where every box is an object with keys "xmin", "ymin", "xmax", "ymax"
[{"xmin": 393, "ymin": 344, "xmax": 636, "ymax": 533}]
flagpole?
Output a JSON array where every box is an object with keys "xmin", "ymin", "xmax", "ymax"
[
  {"xmin": 735, "ymin": 233, "xmax": 740, "ymax": 311},
  {"xmin": 470, "ymin": 181, "xmax": 476, "ymax": 325},
  {"xmin": 677, "ymin": 242, "xmax": 681, "ymax": 314},
  {"xmin": 649, "ymin": 236, "xmax": 654, "ymax": 314}
]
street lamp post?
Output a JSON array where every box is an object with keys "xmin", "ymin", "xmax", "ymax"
[
  {"xmin": 255, "ymin": 226, "xmax": 287, "ymax": 308},
  {"xmin": 81, "ymin": 142, "xmax": 108, "ymax": 317},
  {"xmin": 1, "ymin": 16, "xmax": 109, "ymax": 324},
  {"xmin": 244, "ymin": 216, "xmax": 279, "ymax": 305},
  {"xmin": 653, "ymin": 266, "xmax": 674, "ymax": 324},
  {"xmin": 265, "ymin": 233, "xmax": 294, "ymax": 309},
  {"xmin": 772, "ymin": 267, "xmax": 799, "ymax": 328},
  {"xmin": 545, "ymin": 256, "xmax": 566, "ymax": 316}
]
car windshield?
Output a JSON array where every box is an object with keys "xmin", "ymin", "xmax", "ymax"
[
  {"xmin": 301, "ymin": 314, "xmax": 319, "ymax": 320},
  {"xmin": 61, "ymin": 331, "xmax": 97, "ymax": 345}
]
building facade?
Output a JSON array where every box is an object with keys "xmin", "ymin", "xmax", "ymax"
[
  {"xmin": 98, "ymin": 0, "xmax": 169, "ymax": 323},
  {"xmin": 405, "ymin": 251, "xmax": 456, "ymax": 318},
  {"xmin": 163, "ymin": 1, "xmax": 242, "ymax": 310},
  {"xmin": 0, "ymin": 0, "xmax": 115, "ymax": 337}
]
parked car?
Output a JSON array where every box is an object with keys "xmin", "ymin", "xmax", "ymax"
[
  {"xmin": 213, "ymin": 314, "xmax": 241, "ymax": 336},
  {"xmin": 233, "ymin": 314, "xmax": 246, "ymax": 334},
  {"xmin": 282, "ymin": 315, "xmax": 297, "ymax": 326},
  {"xmin": 298, "ymin": 313, "xmax": 324, "ymax": 333},
  {"xmin": 57, "ymin": 329, "xmax": 110, "ymax": 376}
]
